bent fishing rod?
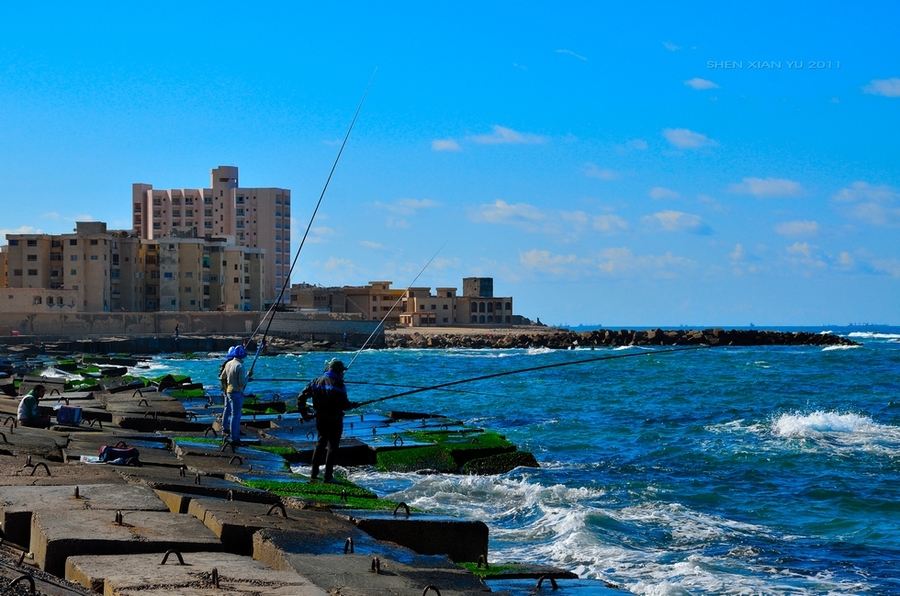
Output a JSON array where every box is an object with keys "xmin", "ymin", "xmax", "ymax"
[
  {"xmin": 247, "ymin": 70, "xmax": 377, "ymax": 378},
  {"xmin": 355, "ymin": 344, "xmax": 710, "ymax": 407},
  {"xmin": 345, "ymin": 241, "xmax": 447, "ymax": 371}
]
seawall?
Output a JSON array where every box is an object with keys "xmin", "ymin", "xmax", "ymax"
[{"xmin": 385, "ymin": 327, "xmax": 857, "ymax": 349}]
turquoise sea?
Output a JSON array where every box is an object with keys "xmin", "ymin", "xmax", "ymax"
[{"xmin": 147, "ymin": 326, "xmax": 900, "ymax": 595}]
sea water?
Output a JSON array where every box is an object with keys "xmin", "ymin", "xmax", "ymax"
[{"xmin": 147, "ymin": 326, "xmax": 900, "ymax": 595}]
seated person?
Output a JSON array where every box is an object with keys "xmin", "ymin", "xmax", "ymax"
[{"xmin": 18, "ymin": 384, "xmax": 52, "ymax": 428}]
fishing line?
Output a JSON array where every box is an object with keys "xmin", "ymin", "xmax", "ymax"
[
  {"xmin": 249, "ymin": 378, "xmax": 499, "ymax": 398},
  {"xmin": 345, "ymin": 240, "xmax": 447, "ymax": 371},
  {"xmin": 356, "ymin": 345, "xmax": 710, "ymax": 407},
  {"xmin": 247, "ymin": 69, "xmax": 377, "ymax": 378}
]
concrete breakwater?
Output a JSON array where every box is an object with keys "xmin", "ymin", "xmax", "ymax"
[{"xmin": 386, "ymin": 327, "xmax": 858, "ymax": 349}]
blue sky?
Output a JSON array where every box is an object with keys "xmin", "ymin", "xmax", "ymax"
[{"xmin": 1, "ymin": 2, "xmax": 898, "ymax": 326}]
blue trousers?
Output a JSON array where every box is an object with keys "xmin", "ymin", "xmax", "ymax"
[{"xmin": 222, "ymin": 391, "xmax": 244, "ymax": 439}]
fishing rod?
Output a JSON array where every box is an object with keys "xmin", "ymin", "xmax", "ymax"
[
  {"xmin": 247, "ymin": 70, "xmax": 377, "ymax": 378},
  {"xmin": 344, "ymin": 241, "xmax": 447, "ymax": 371},
  {"xmin": 356, "ymin": 344, "xmax": 710, "ymax": 407},
  {"xmin": 246, "ymin": 378, "xmax": 499, "ymax": 398}
]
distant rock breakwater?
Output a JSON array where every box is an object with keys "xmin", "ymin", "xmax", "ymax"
[{"xmin": 386, "ymin": 328, "xmax": 858, "ymax": 349}]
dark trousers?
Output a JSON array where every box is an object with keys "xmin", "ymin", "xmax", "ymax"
[{"xmin": 310, "ymin": 416, "xmax": 343, "ymax": 481}]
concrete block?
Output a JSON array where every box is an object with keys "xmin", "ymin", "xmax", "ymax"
[
  {"xmin": 31, "ymin": 508, "xmax": 222, "ymax": 576},
  {"xmin": 0, "ymin": 483, "xmax": 168, "ymax": 547},
  {"xmin": 354, "ymin": 518, "xmax": 489, "ymax": 563},
  {"xmin": 189, "ymin": 498, "xmax": 361, "ymax": 556},
  {"xmin": 66, "ymin": 551, "xmax": 327, "ymax": 596}
]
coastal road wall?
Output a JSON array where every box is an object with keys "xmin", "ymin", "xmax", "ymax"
[{"xmin": 0, "ymin": 311, "xmax": 383, "ymax": 350}]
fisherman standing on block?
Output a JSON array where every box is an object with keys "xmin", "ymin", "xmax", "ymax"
[
  {"xmin": 297, "ymin": 359, "xmax": 359, "ymax": 483},
  {"xmin": 219, "ymin": 345, "xmax": 249, "ymax": 445}
]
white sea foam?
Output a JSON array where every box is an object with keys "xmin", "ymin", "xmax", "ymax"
[
  {"xmin": 847, "ymin": 331, "xmax": 900, "ymax": 340},
  {"xmin": 821, "ymin": 344, "xmax": 859, "ymax": 351},
  {"xmin": 772, "ymin": 411, "xmax": 900, "ymax": 456}
]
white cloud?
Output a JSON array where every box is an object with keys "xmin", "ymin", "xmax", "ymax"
[
  {"xmin": 519, "ymin": 246, "xmax": 693, "ymax": 278},
  {"xmin": 592, "ymin": 214, "xmax": 629, "ymax": 233},
  {"xmin": 471, "ymin": 200, "xmax": 546, "ymax": 229},
  {"xmin": 862, "ymin": 77, "xmax": 900, "ymax": 97},
  {"xmin": 375, "ymin": 198, "xmax": 441, "ymax": 215},
  {"xmin": 1, "ymin": 225, "xmax": 41, "ymax": 238},
  {"xmin": 775, "ymin": 220, "xmax": 818, "ymax": 236},
  {"xmin": 684, "ymin": 78, "xmax": 719, "ymax": 90},
  {"xmin": 644, "ymin": 210, "xmax": 708, "ymax": 234},
  {"xmin": 786, "ymin": 242, "xmax": 811, "ymax": 257},
  {"xmin": 470, "ymin": 125, "xmax": 546, "ymax": 145},
  {"xmin": 730, "ymin": 244, "xmax": 745, "ymax": 260},
  {"xmin": 513, "ymin": 62, "xmax": 527, "ymax": 71},
  {"xmin": 838, "ymin": 251, "xmax": 854, "ymax": 268},
  {"xmin": 561, "ymin": 211, "xmax": 589, "ymax": 225},
  {"xmin": 359, "ymin": 240, "xmax": 386, "ymax": 250},
  {"xmin": 520, "ymin": 249, "xmax": 578, "ymax": 275},
  {"xmin": 662, "ymin": 128, "xmax": 718, "ymax": 149},
  {"xmin": 663, "ymin": 42, "xmax": 681, "ymax": 52},
  {"xmin": 626, "ymin": 139, "xmax": 648, "ymax": 150},
  {"xmin": 596, "ymin": 247, "xmax": 693, "ymax": 278},
  {"xmin": 729, "ymin": 177, "xmax": 804, "ymax": 197},
  {"xmin": 307, "ymin": 226, "xmax": 336, "ymax": 243},
  {"xmin": 556, "ymin": 49, "xmax": 587, "ymax": 61},
  {"xmin": 42, "ymin": 212, "xmax": 95, "ymax": 223},
  {"xmin": 322, "ymin": 257, "xmax": 356, "ymax": 271},
  {"xmin": 872, "ymin": 258, "xmax": 900, "ymax": 277},
  {"xmin": 834, "ymin": 182, "xmax": 900, "ymax": 226},
  {"xmin": 649, "ymin": 187, "xmax": 680, "ymax": 200},
  {"xmin": 431, "ymin": 139, "xmax": 461, "ymax": 151},
  {"xmin": 584, "ymin": 163, "xmax": 618, "ymax": 180}
]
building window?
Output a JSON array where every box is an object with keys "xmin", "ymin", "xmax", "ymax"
[
  {"xmin": 12, "ymin": 269, "xmax": 22, "ymax": 276},
  {"xmin": 487, "ymin": 302, "xmax": 493, "ymax": 312},
  {"xmin": 443, "ymin": 304, "xmax": 448, "ymax": 310},
  {"xmin": 164, "ymin": 272, "xmax": 174, "ymax": 278},
  {"xmin": 471, "ymin": 315, "xmax": 477, "ymax": 323},
  {"xmin": 479, "ymin": 315, "xmax": 485, "ymax": 324},
  {"xmin": 184, "ymin": 287, "xmax": 192, "ymax": 293},
  {"xmin": 33, "ymin": 296, "xmax": 42, "ymax": 305},
  {"xmin": 505, "ymin": 302, "xmax": 511, "ymax": 310},
  {"xmin": 479, "ymin": 302, "xmax": 485, "ymax": 312},
  {"xmin": 71, "ymin": 269, "xmax": 77, "ymax": 275},
  {"xmin": 27, "ymin": 254, "xmax": 37, "ymax": 261},
  {"xmin": 9, "ymin": 239, "xmax": 18, "ymax": 246},
  {"xmin": 69, "ymin": 239, "xmax": 77, "ymax": 245},
  {"xmin": 90, "ymin": 239, "xmax": 98, "ymax": 245},
  {"xmin": 185, "ymin": 197, "xmax": 193, "ymax": 205},
  {"xmin": 90, "ymin": 255, "xmax": 99, "ymax": 260},
  {"xmin": 487, "ymin": 315, "xmax": 493, "ymax": 323},
  {"xmin": 185, "ymin": 272, "xmax": 193, "ymax": 278},
  {"xmin": 48, "ymin": 296, "xmax": 54, "ymax": 305},
  {"xmin": 372, "ymin": 307, "xmax": 378, "ymax": 312},
  {"xmin": 26, "ymin": 239, "xmax": 37, "ymax": 247},
  {"xmin": 27, "ymin": 269, "xmax": 38, "ymax": 276}
]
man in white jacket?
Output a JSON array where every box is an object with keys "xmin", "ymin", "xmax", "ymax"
[{"xmin": 218, "ymin": 345, "xmax": 248, "ymax": 444}]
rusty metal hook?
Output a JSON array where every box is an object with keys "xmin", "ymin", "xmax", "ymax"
[
  {"xmin": 371, "ymin": 556, "xmax": 381, "ymax": 574},
  {"xmin": 29, "ymin": 462, "xmax": 50, "ymax": 476},
  {"xmin": 204, "ymin": 426, "xmax": 218, "ymax": 437},
  {"xmin": 266, "ymin": 503, "xmax": 287, "ymax": 517},
  {"xmin": 535, "ymin": 576, "xmax": 559, "ymax": 590},
  {"xmin": 422, "ymin": 585, "xmax": 441, "ymax": 596},
  {"xmin": 344, "ymin": 537, "xmax": 354, "ymax": 553},
  {"xmin": 393, "ymin": 502, "xmax": 410, "ymax": 518},
  {"xmin": 7, "ymin": 574, "xmax": 35, "ymax": 594},
  {"xmin": 160, "ymin": 550, "xmax": 186, "ymax": 565}
]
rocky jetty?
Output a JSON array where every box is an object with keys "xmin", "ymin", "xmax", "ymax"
[{"xmin": 386, "ymin": 327, "xmax": 858, "ymax": 349}]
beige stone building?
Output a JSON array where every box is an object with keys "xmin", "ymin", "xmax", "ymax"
[
  {"xmin": 291, "ymin": 278, "xmax": 514, "ymax": 328},
  {"xmin": 132, "ymin": 166, "xmax": 289, "ymax": 306},
  {"xmin": 3, "ymin": 221, "xmax": 266, "ymax": 313}
]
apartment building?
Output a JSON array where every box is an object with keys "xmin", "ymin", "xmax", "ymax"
[
  {"xmin": 3, "ymin": 222, "xmax": 265, "ymax": 313},
  {"xmin": 132, "ymin": 165, "xmax": 290, "ymax": 305}
]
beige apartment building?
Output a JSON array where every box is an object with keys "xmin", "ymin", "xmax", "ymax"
[
  {"xmin": 132, "ymin": 166, "xmax": 290, "ymax": 306},
  {"xmin": 3, "ymin": 222, "xmax": 266, "ymax": 313},
  {"xmin": 291, "ymin": 278, "xmax": 514, "ymax": 327}
]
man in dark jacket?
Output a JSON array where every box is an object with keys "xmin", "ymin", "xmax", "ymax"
[{"xmin": 297, "ymin": 359, "xmax": 359, "ymax": 483}]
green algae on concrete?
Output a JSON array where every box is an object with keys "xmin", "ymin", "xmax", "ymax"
[{"xmin": 240, "ymin": 477, "xmax": 405, "ymax": 511}]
